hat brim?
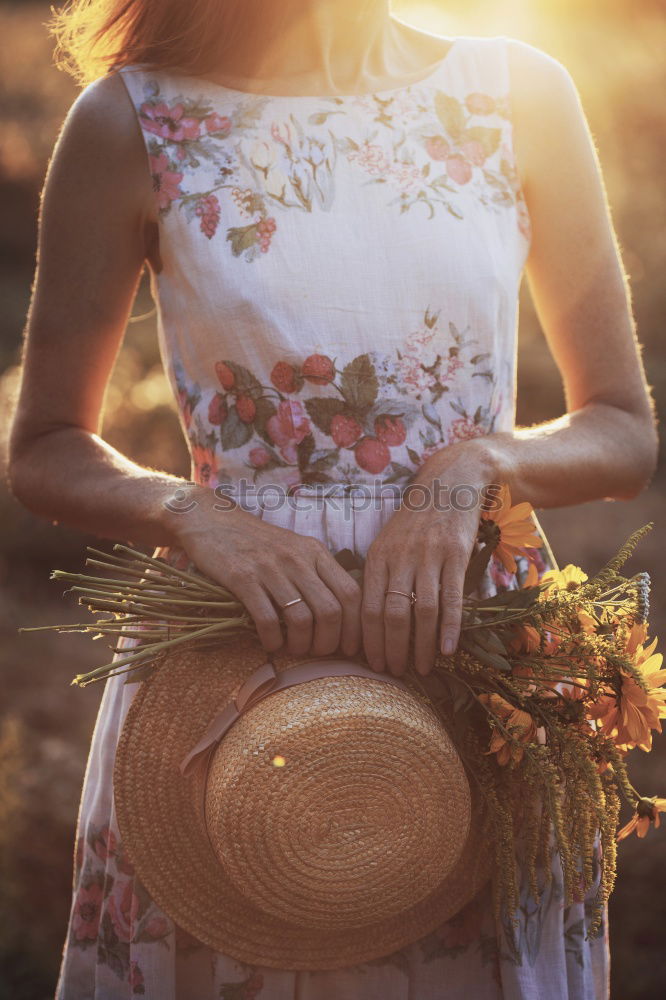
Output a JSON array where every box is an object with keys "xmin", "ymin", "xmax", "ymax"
[{"xmin": 113, "ymin": 636, "xmax": 496, "ymax": 971}]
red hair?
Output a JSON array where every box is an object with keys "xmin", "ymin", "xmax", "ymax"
[{"xmin": 48, "ymin": 0, "xmax": 269, "ymax": 86}]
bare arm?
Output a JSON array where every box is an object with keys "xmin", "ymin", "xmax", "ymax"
[
  {"xmin": 7, "ymin": 74, "xmax": 183, "ymax": 547},
  {"xmin": 7, "ymin": 73, "xmax": 361, "ymax": 658},
  {"xmin": 475, "ymin": 38, "xmax": 659, "ymax": 507}
]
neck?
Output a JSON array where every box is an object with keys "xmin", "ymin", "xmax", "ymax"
[{"xmin": 210, "ymin": 0, "xmax": 415, "ymax": 91}]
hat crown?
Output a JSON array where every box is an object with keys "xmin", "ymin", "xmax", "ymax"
[{"xmin": 203, "ymin": 674, "xmax": 471, "ymax": 928}]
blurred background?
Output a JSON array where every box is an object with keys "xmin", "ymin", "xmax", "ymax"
[{"xmin": 0, "ymin": 1, "xmax": 664, "ymax": 997}]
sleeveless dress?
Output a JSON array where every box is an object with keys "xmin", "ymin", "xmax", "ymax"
[{"xmin": 55, "ymin": 35, "xmax": 611, "ymax": 999}]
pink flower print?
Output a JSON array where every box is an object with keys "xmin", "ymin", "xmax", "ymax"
[
  {"xmin": 270, "ymin": 121, "xmax": 293, "ymax": 146},
  {"xmin": 446, "ymin": 154, "xmax": 473, "ymax": 185},
  {"xmin": 140, "ymin": 101, "xmax": 201, "ymax": 142},
  {"xmin": 204, "ymin": 112, "xmax": 232, "ymax": 136},
  {"xmin": 195, "ymin": 194, "xmax": 221, "ymax": 239},
  {"xmin": 149, "ymin": 152, "xmax": 183, "ymax": 212},
  {"xmin": 129, "ymin": 960, "xmax": 145, "ymax": 994},
  {"xmin": 72, "ymin": 882, "xmax": 104, "ymax": 942},
  {"xmin": 355, "ymin": 437, "xmax": 391, "ymax": 475},
  {"xmin": 392, "ymin": 162, "xmax": 422, "ymax": 193},
  {"xmin": 396, "ymin": 325, "xmax": 445, "ymax": 393},
  {"xmin": 460, "ymin": 139, "xmax": 486, "ymax": 167},
  {"xmin": 271, "ymin": 361, "xmax": 300, "ymax": 393},
  {"xmin": 331, "ymin": 414, "xmax": 362, "ymax": 448},
  {"xmin": 375, "ymin": 415, "xmax": 406, "ymax": 447},
  {"xmin": 107, "ymin": 878, "xmax": 139, "ymax": 944},
  {"xmin": 442, "ymin": 356, "xmax": 464, "ymax": 382},
  {"xmin": 448, "ymin": 416, "xmax": 486, "ymax": 445},
  {"xmin": 425, "ymin": 135, "xmax": 450, "ymax": 162},
  {"xmin": 92, "ymin": 824, "xmax": 117, "ymax": 861},
  {"xmin": 302, "ymin": 353, "xmax": 335, "ymax": 385},
  {"xmin": 143, "ymin": 914, "xmax": 170, "ymax": 940},
  {"xmin": 267, "ymin": 400, "xmax": 311, "ymax": 463},
  {"xmin": 249, "ymin": 446, "xmax": 271, "ymax": 469},
  {"xmin": 465, "ymin": 93, "xmax": 496, "ymax": 116},
  {"xmin": 347, "ymin": 141, "xmax": 391, "ymax": 177}
]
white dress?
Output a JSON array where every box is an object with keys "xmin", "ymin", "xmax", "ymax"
[{"xmin": 55, "ymin": 34, "xmax": 610, "ymax": 999}]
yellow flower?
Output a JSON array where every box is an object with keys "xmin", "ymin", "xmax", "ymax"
[
  {"xmin": 617, "ymin": 797, "xmax": 666, "ymax": 841},
  {"xmin": 480, "ymin": 483, "xmax": 543, "ymax": 574},
  {"xmin": 588, "ymin": 633, "xmax": 666, "ymax": 752},
  {"xmin": 538, "ymin": 564, "xmax": 588, "ymax": 596},
  {"xmin": 478, "ymin": 692, "xmax": 538, "ymax": 766}
]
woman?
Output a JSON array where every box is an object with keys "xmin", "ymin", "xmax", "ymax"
[{"xmin": 8, "ymin": 0, "xmax": 657, "ymax": 997}]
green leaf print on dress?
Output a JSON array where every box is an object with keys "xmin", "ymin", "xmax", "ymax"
[
  {"xmin": 172, "ymin": 307, "xmax": 502, "ymax": 489},
  {"xmin": 136, "ymin": 77, "xmax": 530, "ymax": 261}
]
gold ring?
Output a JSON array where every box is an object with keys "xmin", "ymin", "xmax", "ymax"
[
  {"xmin": 385, "ymin": 589, "xmax": 417, "ymax": 605},
  {"xmin": 282, "ymin": 597, "xmax": 304, "ymax": 608}
]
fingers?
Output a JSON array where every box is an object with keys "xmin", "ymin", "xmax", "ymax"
[
  {"xmin": 439, "ymin": 554, "xmax": 467, "ymax": 657},
  {"xmin": 260, "ymin": 538, "xmax": 362, "ymax": 658},
  {"xmin": 314, "ymin": 553, "xmax": 362, "ymax": 657},
  {"xmin": 413, "ymin": 564, "xmax": 441, "ymax": 676},
  {"xmin": 233, "ymin": 583, "xmax": 285, "ymax": 654},
  {"xmin": 361, "ymin": 553, "xmax": 389, "ymax": 672},
  {"xmin": 383, "ymin": 575, "xmax": 415, "ymax": 675}
]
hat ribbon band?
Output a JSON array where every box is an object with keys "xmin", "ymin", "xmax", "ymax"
[{"xmin": 179, "ymin": 657, "xmax": 412, "ymax": 778}]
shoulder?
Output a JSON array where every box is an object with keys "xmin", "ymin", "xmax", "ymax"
[
  {"xmin": 501, "ymin": 38, "xmax": 591, "ymax": 188},
  {"xmin": 61, "ymin": 71, "xmax": 143, "ymax": 148},
  {"xmin": 503, "ymin": 37, "xmax": 582, "ymax": 116},
  {"xmin": 49, "ymin": 70, "xmax": 156, "ymax": 223}
]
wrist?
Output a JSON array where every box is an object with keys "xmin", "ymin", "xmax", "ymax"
[
  {"xmin": 412, "ymin": 436, "xmax": 503, "ymax": 489},
  {"xmin": 157, "ymin": 480, "xmax": 237, "ymax": 547}
]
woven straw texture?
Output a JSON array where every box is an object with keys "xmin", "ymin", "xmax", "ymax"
[{"xmin": 113, "ymin": 636, "xmax": 494, "ymax": 971}]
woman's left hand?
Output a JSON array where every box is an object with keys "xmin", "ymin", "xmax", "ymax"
[{"xmin": 361, "ymin": 439, "xmax": 498, "ymax": 677}]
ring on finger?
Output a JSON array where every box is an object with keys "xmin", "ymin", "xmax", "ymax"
[
  {"xmin": 282, "ymin": 596, "xmax": 304, "ymax": 608},
  {"xmin": 385, "ymin": 589, "xmax": 417, "ymax": 606}
]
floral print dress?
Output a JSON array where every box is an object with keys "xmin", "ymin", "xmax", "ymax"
[{"xmin": 55, "ymin": 35, "xmax": 610, "ymax": 999}]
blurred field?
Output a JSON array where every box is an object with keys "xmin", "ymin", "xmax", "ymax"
[{"xmin": 0, "ymin": 1, "xmax": 665, "ymax": 997}]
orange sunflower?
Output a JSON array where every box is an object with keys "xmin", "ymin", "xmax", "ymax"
[
  {"xmin": 478, "ymin": 692, "xmax": 538, "ymax": 766},
  {"xmin": 617, "ymin": 796, "xmax": 666, "ymax": 841},
  {"xmin": 588, "ymin": 626, "xmax": 665, "ymax": 752},
  {"xmin": 481, "ymin": 483, "xmax": 543, "ymax": 574}
]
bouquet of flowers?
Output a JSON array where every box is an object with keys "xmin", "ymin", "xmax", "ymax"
[{"xmin": 22, "ymin": 483, "xmax": 665, "ymax": 939}]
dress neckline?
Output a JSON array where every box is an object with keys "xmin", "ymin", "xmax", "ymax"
[{"xmin": 169, "ymin": 36, "xmax": 467, "ymax": 102}]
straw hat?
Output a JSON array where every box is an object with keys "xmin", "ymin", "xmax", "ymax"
[{"xmin": 113, "ymin": 634, "xmax": 498, "ymax": 971}]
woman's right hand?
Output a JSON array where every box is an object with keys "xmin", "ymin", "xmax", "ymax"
[{"xmin": 163, "ymin": 484, "xmax": 362, "ymax": 659}]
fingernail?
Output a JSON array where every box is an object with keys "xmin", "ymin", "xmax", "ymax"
[{"xmin": 442, "ymin": 637, "xmax": 456, "ymax": 655}]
